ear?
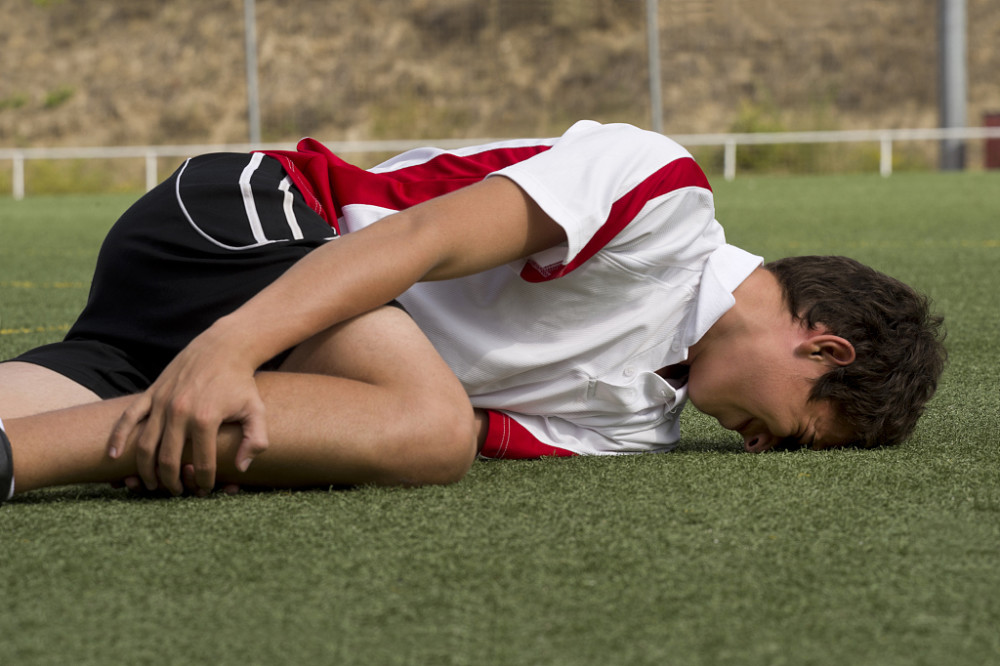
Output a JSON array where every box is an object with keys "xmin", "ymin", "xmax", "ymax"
[{"xmin": 796, "ymin": 334, "xmax": 856, "ymax": 367}]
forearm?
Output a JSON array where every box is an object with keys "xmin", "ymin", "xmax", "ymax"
[
  {"xmin": 208, "ymin": 176, "xmax": 564, "ymax": 369},
  {"xmin": 206, "ymin": 212, "xmax": 437, "ymax": 370}
]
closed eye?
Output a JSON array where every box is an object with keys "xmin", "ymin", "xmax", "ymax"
[
  {"xmin": 775, "ymin": 427, "xmax": 812, "ymax": 452},
  {"xmin": 774, "ymin": 436, "xmax": 806, "ymax": 452}
]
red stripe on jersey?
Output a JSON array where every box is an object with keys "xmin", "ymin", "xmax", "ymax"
[
  {"xmin": 260, "ymin": 140, "xmax": 553, "ymax": 230},
  {"xmin": 520, "ymin": 156, "xmax": 712, "ymax": 282},
  {"xmin": 258, "ymin": 142, "xmax": 343, "ymax": 232},
  {"xmin": 330, "ymin": 145, "xmax": 553, "ymax": 211},
  {"xmin": 480, "ymin": 410, "xmax": 577, "ymax": 460}
]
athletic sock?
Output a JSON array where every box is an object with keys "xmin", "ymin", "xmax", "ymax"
[{"xmin": 0, "ymin": 416, "xmax": 14, "ymax": 501}]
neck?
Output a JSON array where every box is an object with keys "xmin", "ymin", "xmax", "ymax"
[{"xmin": 687, "ymin": 267, "xmax": 785, "ymax": 365}]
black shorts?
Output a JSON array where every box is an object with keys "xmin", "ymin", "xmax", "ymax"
[{"xmin": 12, "ymin": 153, "xmax": 343, "ymax": 399}]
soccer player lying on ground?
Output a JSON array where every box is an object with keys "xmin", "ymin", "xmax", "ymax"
[{"xmin": 0, "ymin": 121, "xmax": 946, "ymax": 503}]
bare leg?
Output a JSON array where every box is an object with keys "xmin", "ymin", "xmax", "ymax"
[
  {"xmin": 0, "ymin": 361, "xmax": 102, "ymax": 418},
  {"xmin": 6, "ymin": 306, "xmax": 479, "ymax": 495}
]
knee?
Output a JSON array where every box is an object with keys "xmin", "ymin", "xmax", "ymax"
[
  {"xmin": 412, "ymin": 409, "xmax": 479, "ymax": 486},
  {"xmin": 388, "ymin": 397, "xmax": 478, "ymax": 487}
]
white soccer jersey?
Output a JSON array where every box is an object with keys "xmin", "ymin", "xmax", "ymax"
[{"xmin": 263, "ymin": 121, "xmax": 762, "ymax": 458}]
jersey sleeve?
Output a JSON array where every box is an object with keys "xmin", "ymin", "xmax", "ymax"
[
  {"xmin": 480, "ymin": 409, "xmax": 679, "ymax": 460},
  {"xmin": 487, "ymin": 120, "xmax": 712, "ymax": 282},
  {"xmin": 479, "ymin": 410, "xmax": 578, "ymax": 459}
]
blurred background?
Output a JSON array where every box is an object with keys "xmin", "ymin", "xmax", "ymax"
[{"xmin": 1, "ymin": 0, "xmax": 998, "ymax": 193}]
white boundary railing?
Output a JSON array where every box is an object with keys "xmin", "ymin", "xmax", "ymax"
[
  {"xmin": 2, "ymin": 126, "xmax": 1000, "ymax": 200},
  {"xmin": 677, "ymin": 126, "xmax": 1000, "ymax": 181}
]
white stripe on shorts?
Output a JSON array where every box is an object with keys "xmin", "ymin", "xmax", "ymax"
[
  {"xmin": 176, "ymin": 158, "xmax": 266, "ymax": 251},
  {"xmin": 278, "ymin": 176, "xmax": 304, "ymax": 240},
  {"xmin": 239, "ymin": 152, "xmax": 269, "ymax": 244}
]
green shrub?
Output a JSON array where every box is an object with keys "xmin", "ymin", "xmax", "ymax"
[
  {"xmin": 0, "ymin": 93, "xmax": 29, "ymax": 111},
  {"xmin": 43, "ymin": 85, "xmax": 75, "ymax": 109}
]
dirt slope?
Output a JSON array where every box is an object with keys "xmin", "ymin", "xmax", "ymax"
[{"xmin": 1, "ymin": 0, "xmax": 998, "ymax": 148}]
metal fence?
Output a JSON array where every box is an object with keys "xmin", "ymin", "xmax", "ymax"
[{"xmin": 4, "ymin": 125, "xmax": 1000, "ymax": 200}]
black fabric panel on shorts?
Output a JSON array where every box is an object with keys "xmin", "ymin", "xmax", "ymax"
[
  {"xmin": 17, "ymin": 153, "xmax": 339, "ymax": 396},
  {"xmin": 11, "ymin": 339, "xmax": 152, "ymax": 399},
  {"xmin": 251, "ymin": 158, "xmax": 335, "ymax": 243},
  {"xmin": 175, "ymin": 153, "xmax": 337, "ymax": 249}
]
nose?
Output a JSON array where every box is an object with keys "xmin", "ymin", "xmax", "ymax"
[{"xmin": 743, "ymin": 431, "xmax": 779, "ymax": 453}]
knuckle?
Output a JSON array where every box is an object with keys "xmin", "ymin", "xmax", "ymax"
[
  {"xmin": 191, "ymin": 410, "xmax": 216, "ymax": 431},
  {"xmin": 157, "ymin": 454, "xmax": 179, "ymax": 476},
  {"xmin": 193, "ymin": 456, "xmax": 215, "ymax": 471},
  {"xmin": 165, "ymin": 395, "xmax": 194, "ymax": 419},
  {"xmin": 120, "ymin": 400, "xmax": 143, "ymax": 418},
  {"xmin": 134, "ymin": 442, "xmax": 155, "ymax": 462},
  {"xmin": 248, "ymin": 438, "xmax": 269, "ymax": 455}
]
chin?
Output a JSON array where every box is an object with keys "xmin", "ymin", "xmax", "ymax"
[
  {"xmin": 689, "ymin": 396, "xmax": 736, "ymax": 431},
  {"xmin": 685, "ymin": 381, "xmax": 704, "ymax": 411},
  {"xmin": 685, "ymin": 377, "xmax": 741, "ymax": 431},
  {"xmin": 685, "ymin": 385, "xmax": 717, "ymax": 422},
  {"xmin": 690, "ymin": 402, "xmax": 729, "ymax": 430}
]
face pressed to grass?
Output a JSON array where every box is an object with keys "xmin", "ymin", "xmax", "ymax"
[
  {"xmin": 687, "ymin": 345, "xmax": 856, "ymax": 452},
  {"xmin": 682, "ymin": 270, "xmax": 858, "ymax": 453}
]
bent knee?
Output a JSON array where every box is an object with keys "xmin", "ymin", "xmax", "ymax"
[
  {"xmin": 386, "ymin": 399, "xmax": 478, "ymax": 486},
  {"xmin": 425, "ymin": 415, "xmax": 478, "ymax": 484}
]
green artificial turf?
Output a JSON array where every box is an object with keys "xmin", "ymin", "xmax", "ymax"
[{"xmin": 1, "ymin": 173, "xmax": 998, "ymax": 665}]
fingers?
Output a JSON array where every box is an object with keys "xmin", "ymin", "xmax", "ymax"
[
  {"xmin": 155, "ymin": 407, "xmax": 192, "ymax": 495},
  {"xmin": 189, "ymin": 417, "xmax": 218, "ymax": 494},
  {"xmin": 185, "ymin": 467, "xmax": 241, "ymax": 496},
  {"xmin": 107, "ymin": 392, "xmax": 152, "ymax": 459},
  {"xmin": 106, "ymin": 358, "xmax": 269, "ymax": 495},
  {"xmin": 234, "ymin": 399, "xmax": 269, "ymax": 473},
  {"xmin": 114, "ymin": 468, "xmax": 238, "ymax": 498},
  {"xmin": 107, "ymin": 390, "xmax": 164, "ymax": 492},
  {"xmin": 120, "ymin": 391, "xmax": 218, "ymax": 495},
  {"xmin": 146, "ymin": 398, "xmax": 220, "ymax": 496},
  {"xmin": 181, "ymin": 463, "xmax": 216, "ymax": 497},
  {"xmin": 133, "ymin": 397, "xmax": 166, "ymax": 492}
]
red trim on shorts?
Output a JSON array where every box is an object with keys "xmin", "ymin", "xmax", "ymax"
[
  {"xmin": 520, "ymin": 156, "xmax": 711, "ymax": 282},
  {"xmin": 257, "ymin": 147, "xmax": 340, "ymax": 231},
  {"xmin": 480, "ymin": 410, "xmax": 577, "ymax": 460}
]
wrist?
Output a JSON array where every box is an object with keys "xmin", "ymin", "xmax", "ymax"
[{"xmin": 203, "ymin": 314, "xmax": 275, "ymax": 370}]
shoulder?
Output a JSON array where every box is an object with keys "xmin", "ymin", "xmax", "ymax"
[{"xmin": 559, "ymin": 121, "xmax": 693, "ymax": 161}]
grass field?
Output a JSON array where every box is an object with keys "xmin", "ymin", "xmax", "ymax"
[{"xmin": 1, "ymin": 172, "xmax": 998, "ymax": 665}]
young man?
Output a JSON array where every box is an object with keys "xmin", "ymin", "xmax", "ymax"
[{"xmin": 0, "ymin": 121, "xmax": 945, "ymax": 502}]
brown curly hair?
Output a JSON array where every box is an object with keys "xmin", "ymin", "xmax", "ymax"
[{"xmin": 764, "ymin": 256, "xmax": 946, "ymax": 448}]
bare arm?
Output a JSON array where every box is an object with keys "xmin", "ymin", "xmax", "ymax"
[
  {"xmin": 210, "ymin": 175, "xmax": 564, "ymax": 368},
  {"xmin": 108, "ymin": 176, "xmax": 566, "ymax": 494}
]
